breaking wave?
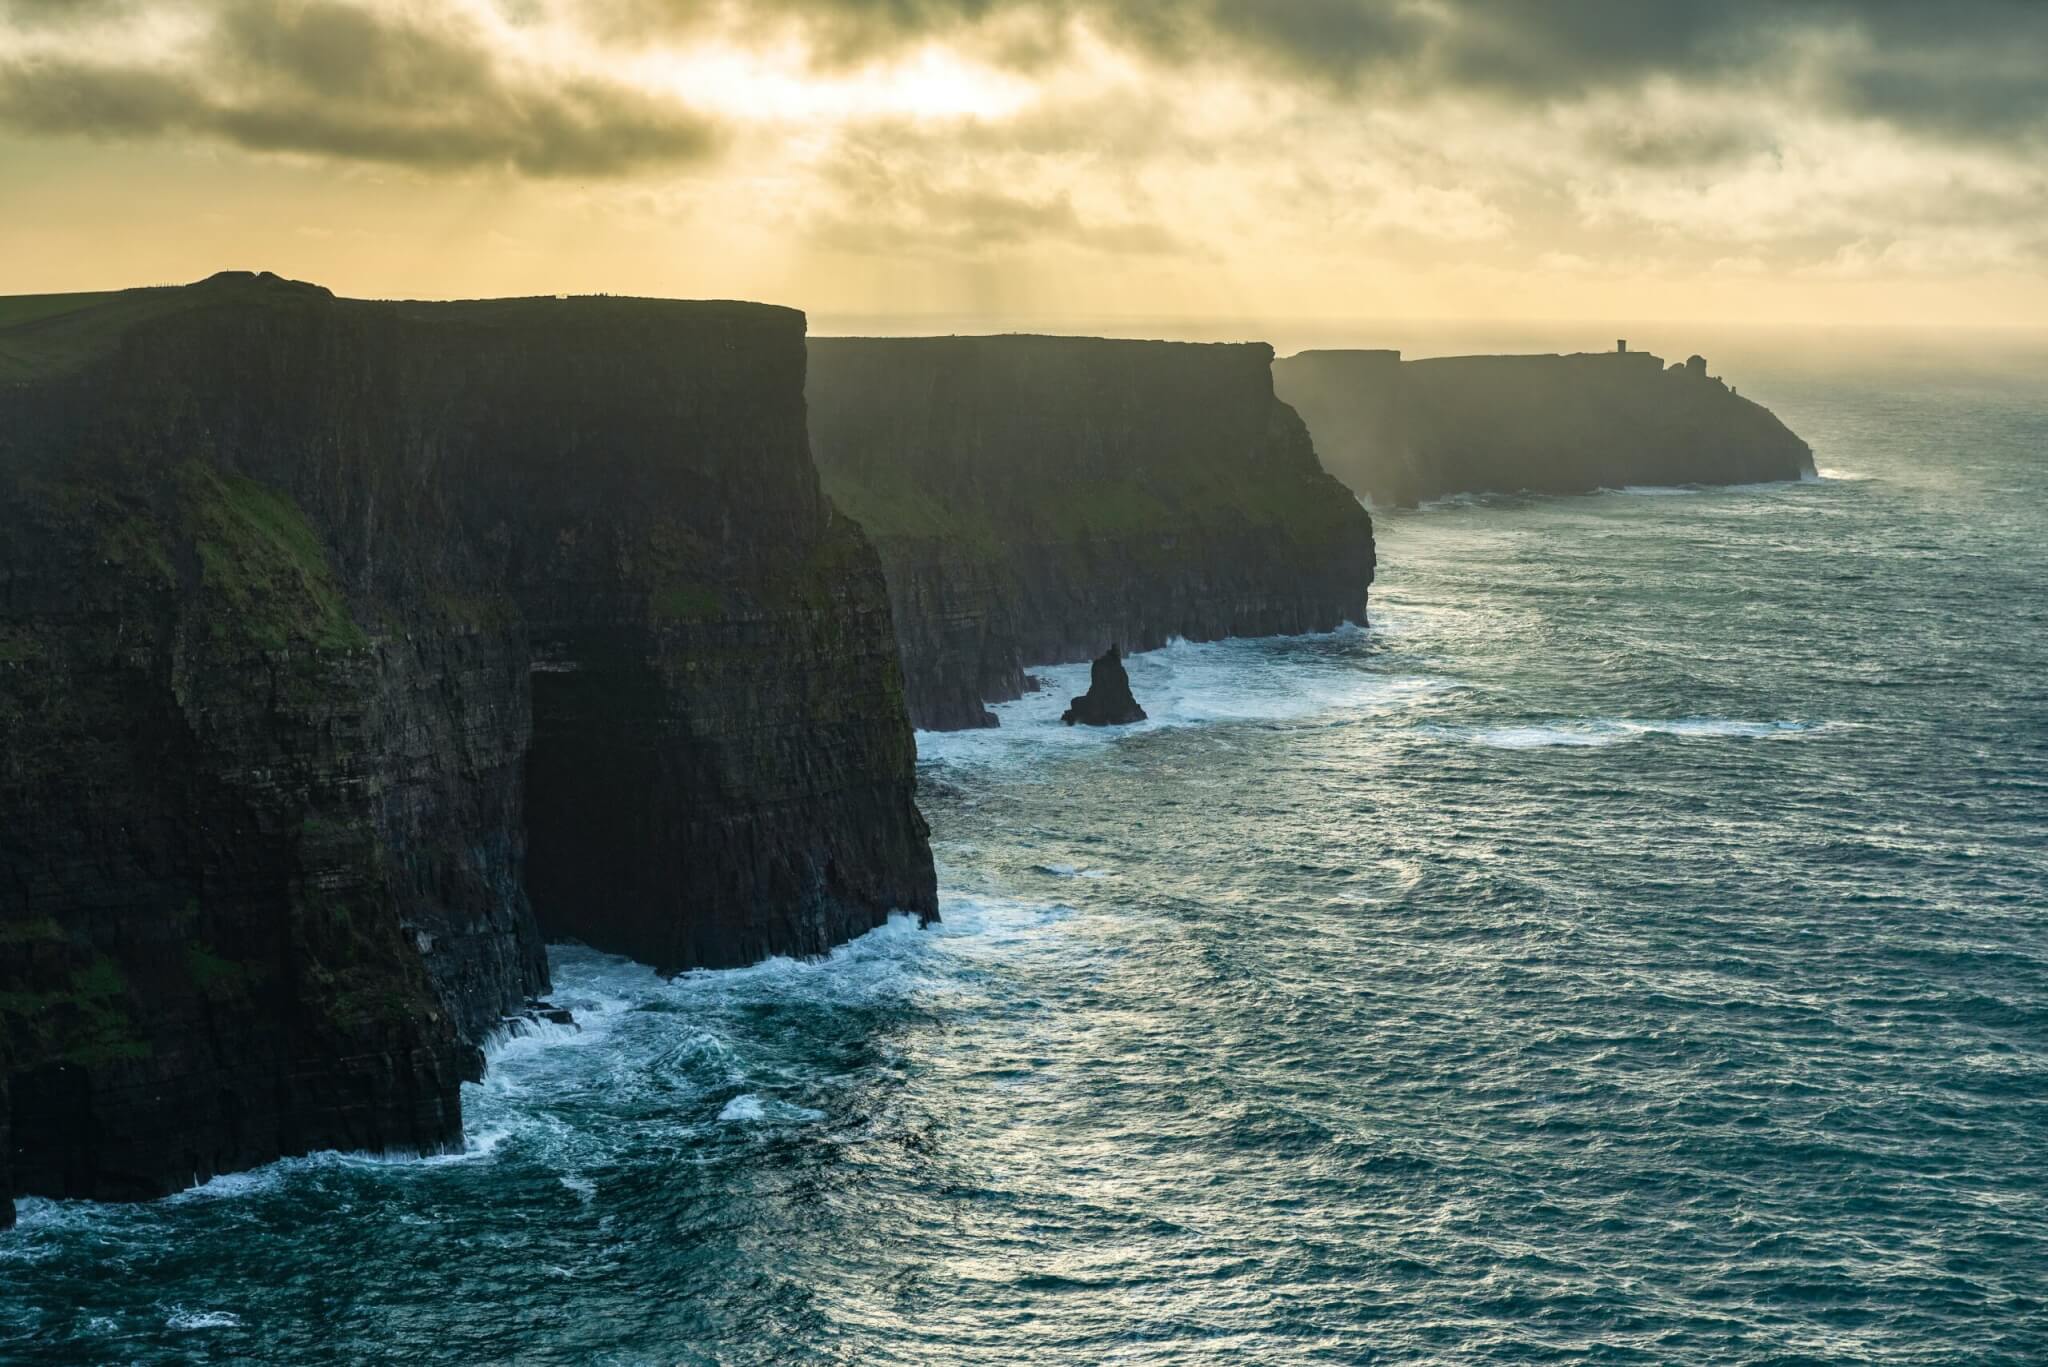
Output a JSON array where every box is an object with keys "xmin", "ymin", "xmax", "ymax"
[
  {"xmin": 1446, "ymin": 718, "xmax": 1828, "ymax": 749},
  {"xmin": 6, "ymin": 375, "xmax": 2044, "ymax": 1365}
]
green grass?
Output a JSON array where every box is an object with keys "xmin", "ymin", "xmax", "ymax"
[
  {"xmin": 182, "ymin": 464, "xmax": 368, "ymax": 653},
  {"xmin": 0, "ymin": 917, "xmax": 64, "ymax": 944},
  {"xmin": 0, "ymin": 286, "xmax": 193, "ymax": 382},
  {"xmin": 68, "ymin": 958, "xmax": 125, "ymax": 998},
  {"xmin": 0, "ymin": 291, "xmax": 119, "ymax": 327},
  {"xmin": 0, "ymin": 955, "xmax": 154, "ymax": 1068},
  {"xmin": 652, "ymin": 584, "xmax": 725, "ymax": 621},
  {"xmin": 186, "ymin": 943, "xmax": 267, "ymax": 1000},
  {"xmin": 0, "ymin": 273, "xmax": 345, "ymax": 382},
  {"xmin": 427, "ymin": 590, "xmax": 516, "ymax": 631},
  {"xmin": 822, "ymin": 460, "xmax": 985, "ymax": 545},
  {"xmin": 95, "ymin": 508, "xmax": 180, "ymax": 588},
  {"xmin": 822, "ymin": 453, "xmax": 1353, "ymax": 557},
  {"xmin": 0, "ymin": 627, "xmax": 44, "ymax": 665}
]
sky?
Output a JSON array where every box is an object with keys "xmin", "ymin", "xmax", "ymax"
[{"xmin": 2, "ymin": 0, "xmax": 2046, "ymax": 329}]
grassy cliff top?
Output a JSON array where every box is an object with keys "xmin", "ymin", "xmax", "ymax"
[
  {"xmin": 810, "ymin": 333, "xmax": 1275, "ymax": 364},
  {"xmin": 808, "ymin": 334, "xmax": 1359, "ymax": 552},
  {"xmin": 0, "ymin": 284, "xmax": 215, "ymax": 384},
  {"xmin": 1405, "ymin": 349, "xmax": 1669, "ymax": 370},
  {"xmin": 0, "ymin": 272, "xmax": 804, "ymax": 384}
]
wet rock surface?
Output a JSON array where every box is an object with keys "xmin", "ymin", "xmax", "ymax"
[
  {"xmin": 0, "ymin": 273, "xmax": 936, "ymax": 1216},
  {"xmin": 1061, "ymin": 648, "xmax": 1148, "ymax": 726}
]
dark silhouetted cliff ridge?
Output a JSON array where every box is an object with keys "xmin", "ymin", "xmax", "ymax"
[
  {"xmin": 0, "ymin": 272, "xmax": 936, "ymax": 1220},
  {"xmin": 1274, "ymin": 346, "xmax": 1814, "ymax": 507}
]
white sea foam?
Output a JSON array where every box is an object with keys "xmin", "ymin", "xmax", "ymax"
[
  {"xmin": 146, "ymin": 1135, "xmax": 495, "ymax": 1208},
  {"xmin": 1418, "ymin": 480, "xmax": 1807, "ymax": 507},
  {"xmin": 918, "ymin": 630, "xmax": 1442, "ymax": 770},
  {"xmin": 1450, "ymin": 718, "xmax": 1824, "ymax": 749},
  {"xmin": 716, "ymin": 1094, "xmax": 827, "ymax": 1125},
  {"xmin": 1612, "ymin": 479, "xmax": 1808, "ymax": 497},
  {"xmin": 165, "ymin": 1308, "xmax": 241, "ymax": 1330},
  {"xmin": 1413, "ymin": 491, "xmax": 1497, "ymax": 511},
  {"xmin": 478, "ymin": 1010, "xmax": 585, "ymax": 1058},
  {"xmin": 1718, "ymin": 479, "xmax": 1811, "ymax": 494},
  {"xmin": 1, "ymin": 898, "xmax": 1052, "ymax": 1233},
  {"xmin": 2, "ymin": 1198, "xmax": 114, "ymax": 1244},
  {"xmin": 165, "ymin": 1168, "xmax": 286, "ymax": 1203},
  {"xmin": 718, "ymin": 1094, "xmax": 766, "ymax": 1122}
]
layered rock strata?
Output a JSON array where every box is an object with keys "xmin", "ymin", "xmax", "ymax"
[
  {"xmin": 1274, "ymin": 346, "xmax": 1815, "ymax": 507},
  {"xmin": 807, "ymin": 335, "xmax": 1377, "ymax": 730},
  {"xmin": 0, "ymin": 273, "xmax": 936, "ymax": 1219}
]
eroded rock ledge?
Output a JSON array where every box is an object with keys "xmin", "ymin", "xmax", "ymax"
[
  {"xmin": 807, "ymin": 335, "xmax": 1377, "ymax": 731},
  {"xmin": 0, "ymin": 272, "xmax": 936, "ymax": 1219}
]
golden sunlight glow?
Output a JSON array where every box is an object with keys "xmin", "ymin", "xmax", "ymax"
[
  {"xmin": 631, "ymin": 42, "xmax": 1038, "ymax": 124},
  {"xmin": 0, "ymin": 0, "xmax": 2042, "ymax": 328}
]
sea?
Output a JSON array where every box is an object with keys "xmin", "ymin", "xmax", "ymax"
[{"xmin": 2, "ymin": 328, "xmax": 2044, "ymax": 1364}]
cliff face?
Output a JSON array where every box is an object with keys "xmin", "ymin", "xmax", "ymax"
[
  {"xmin": 1274, "ymin": 347, "xmax": 1815, "ymax": 507},
  {"xmin": 808, "ymin": 336, "xmax": 1377, "ymax": 730},
  {"xmin": 0, "ymin": 274, "xmax": 935, "ymax": 1219}
]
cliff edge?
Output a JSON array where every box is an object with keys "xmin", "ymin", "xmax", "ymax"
[
  {"xmin": 808, "ymin": 335, "xmax": 1377, "ymax": 730},
  {"xmin": 1274, "ymin": 346, "xmax": 1815, "ymax": 507},
  {"xmin": 0, "ymin": 273, "xmax": 936, "ymax": 1219}
]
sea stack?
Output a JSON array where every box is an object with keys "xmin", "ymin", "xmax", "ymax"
[
  {"xmin": 808, "ymin": 335, "xmax": 1376, "ymax": 730},
  {"xmin": 1062, "ymin": 648, "xmax": 1147, "ymax": 727}
]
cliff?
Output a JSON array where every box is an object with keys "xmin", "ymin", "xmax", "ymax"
[
  {"xmin": 1274, "ymin": 347, "xmax": 1815, "ymax": 507},
  {"xmin": 807, "ymin": 336, "xmax": 1377, "ymax": 730},
  {"xmin": 0, "ymin": 273, "xmax": 935, "ymax": 1220}
]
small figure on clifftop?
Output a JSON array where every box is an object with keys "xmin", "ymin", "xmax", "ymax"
[{"xmin": 1062, "ymin": 646, "xmax": 1148, "ymax": 726}]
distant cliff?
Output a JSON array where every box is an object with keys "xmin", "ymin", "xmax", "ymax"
[
  {"xmin": 1274, "ymin": 346, "xmax": 1815, "ymax": 507},
  {"xmin": 808, "ymin": 336, "xmax": 1377, "ymax": 730},
  {"xmin": 0, "ymin": 273, "xmax": 935, "ymax": 1220}
]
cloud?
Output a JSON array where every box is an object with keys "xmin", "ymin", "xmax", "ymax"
[
  {"xmin": 569, "ymin": 1, "xmax": 2048, "ymax": 148},
  {"xmin": 807, "ymin": 126, "xmax": 1179, "ymax": 256},
  {"xmin": 0, "ymin": 0, "xmax": 722, "ymax": 175},
  {"xmin": 5, "ymin": 2, "xmax": 2042, "ymax": 180},
  {"xmin": 0, "ymin": 0, "xmax": 138, "ymax": 25},
  {"xmin": 812, "ymin": 183, "xmax": 1177, "ymax": 256},
  {"xmin": 1, "ymin": 0, "xmax": 2042, "ymax": 309},
  {"xmin": 1581, "ymin": 115, "xmax": 1774, "ymax": 171}
]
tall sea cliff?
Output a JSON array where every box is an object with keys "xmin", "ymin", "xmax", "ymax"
[
  {"xmin": 1275, "ymin": 346, "xmax": 1815, "ymax": 507},
  {"xmin": 807, "ymin": 336, "xmax": 1377, "ymax": 730},
  {"xmin": 0, "ymin": 273, "xmax": 935, "ymax": 1221}
]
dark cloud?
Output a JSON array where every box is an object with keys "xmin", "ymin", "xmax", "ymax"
[
  {"xmin": 2, "ymin": 0, "xmax": 2040, "ymax": 183},
  {"xmin": 585, "ymin": 0, "xmax": 2048, "ymax": 146},
  {"xmin": 1584, "ymin": 118, "xmax": 1776, "ymax": 171},
  {"xmin": 1425, "ymin": 3, "xmax": 2048, "ymax": 147},
  {"xmin": 0, "ymin": 0, "xmax": 138, "ymax": 26},
  {"xmin": 0, "ymin": 0, "xmax": 721, "ymax": 175}
]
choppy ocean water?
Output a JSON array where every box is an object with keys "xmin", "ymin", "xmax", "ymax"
[{"xmin": 3, "ymin": 351, "xmax": 2045, "ymax": 1364}]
